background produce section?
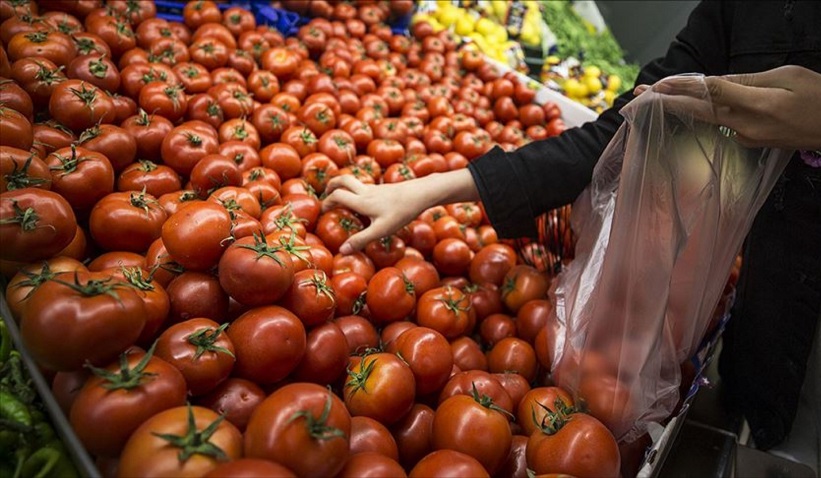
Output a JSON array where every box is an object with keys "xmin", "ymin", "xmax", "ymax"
[{"xmin": 0, "ymin": 1, "xmax": 732, "ymax": 478}]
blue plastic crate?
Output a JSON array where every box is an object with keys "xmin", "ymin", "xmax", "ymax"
[
  {"xmin": 252, "ymin": 4, "xmax": 300, "ymax": 36},
  {"xmin": 154, "ymin": 1, "xmax": 253, "ymax": 24},
  {"xmin": 390, "ymin": 12, "xmax": 412, "ymax": 36}
]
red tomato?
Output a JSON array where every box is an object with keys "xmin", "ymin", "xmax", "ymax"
[
  {"xmin": 409, "ymin": 450, "xmax": 490, "ymax": 478},
  {"xmin": 334, "ymin": 315, "xmax": 379, "ymax": 355},
  {"xmin": 155, "ymin": 318, "xmax": 236, "ymax": 396},
  {"xmin": 386, "ymin": 326, "xmax": 453, "ymax": 396},
  {"xmin": 4, "ymin": 257, "xmax": 87, "ymax": 320},
  {"xmin": 117, "ymin": 160, "xmax": 182, "ymax": 198},
  {"xmin": 116, "ymin": 266, "xmax": 170, "ymax": 346},
  {"xmin": 366, "ymin": 267, "xmax": 416, "ymax": 325},
  {"xmin": 433, "ymin": 391, "xmax": 512, "ymax": 475},
  {"xmin": 479, "ymin": 313, "xmax": 517, "ymax": 348},
  {"xmin": 161, "ymin": 123, "xmax": 220, "ymax": 176},
  {"xmin": 196, "ymin": 378, "xmax": 266, "ymax": 433},
  {"xmin": 226, "ymin": 306, "xmax": 306, "ymax": 384},
  {"xmin": 394, "ymin": 256, "xmax": 439, "ymax": 297},
  {"xmin": 502, "ymin": 265, "xmax": 549, "ymax": 313},
  {"xmin": 486, "ymin": 337, "xmax": 538, "ymax": 382},
  {"xmin": 344, "ymin": 352, "xmax": 416, "ymax": 425},
  {"xmin": 121, "ymin": 109, "xmax": 174, "ymax": 161},
  {"xmin": 337, "ymin": 452, "xmax": 407, "ymax": 478},
  {"xmin": 280, "ymin": 269, "xmax": 336, "ymax": 327},
  {"xmin": 48, "ymin": 80, "xmax": 115, "ymax": 133},
  {"xmin": 469, "ymin": 243, "xmax": 517, "ymax": 286},
  {"xmin": 204, "ymin": 459, "xmax": 296, "ymax": 478},
  {"xmin": 291, "ymin": 321, "xmax": 349, "ymax": 385},
  {"xmin": 21, "ymin": 271, "xmax": 146, "ymax": 371},
  {"xmin": 330, "ymin": 272, "xmax": 368, "ymax": 317},
  {"xmin": 526, "ymin": 411, "xmax": 621, "ymax": 478},
  {"xmin": 0, "ymin": 188, "xmax": 76, "ymax": 262},
  {"xmin": 349, "ymin": 416, "xmax": 399, "ymax": 459},
  {"xmin": 45, "ymin": 145, "xmax": 114, "ymax": 211},
  {"xmin": 516, "ymin": 299, "xmax": 553, "ymax": 344},
  {"xmin": 439, "ymin": 370, "xmax": 513, "ymax": 416},
  {"xmin": 217, "ymin": 233, "xmax": 295, "ymax": 306},
  {"xmin": 70, "ymin": 346, "xmax": 187, "ymax": 457},
  {"xmin": 162, "ymin": 201, "xmax": 232, "ymax": 271},
  {"xmin": 244, "ymin": 383, "xmax": 351, "ymax": 478},
  {"xmin": 166, "ymin": 271, "xmax": 230, "ymax": 325},
  {"xmin": 450, "ymin": 335, "xmax": 488, "ymax": 372},
  {"xmin": 89, "ymin": 191, "xmax": 166, "ymax": 253},
  {"xmin": 416, "ymin": 286, "xmax": 474, "ymax": 339},
  {"xmin": 118, "ymin": 405, "xmax": 243, "ymax": 477}
]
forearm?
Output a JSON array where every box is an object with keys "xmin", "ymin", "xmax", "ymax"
[{"xmin": 412, "ymin": 169, "xmax": 480, "ymax": 209}]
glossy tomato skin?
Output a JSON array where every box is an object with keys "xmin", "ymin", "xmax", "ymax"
[
  {"xmin": 349, "ymin": 416, "xmax": 400, "ymax": 460},
  {"xmin": 416, "ymin": 286, "xmax": 474, "ymax": 339},
  {"xmin": 203, "ymin": 459, "xmax": 297, "ymax": 478},
  {"xmin": 70, "ymin": 347, "xmax": 187, "ymax": 457},
  {"xmin": 487, "ymin": 337, "xmax": 538, "ymax": 382},
  {"xmin": 162, "ymin": 201, "xmax": 232, "ymax": 271},
  {"xmin": 386, "ymin": 326, "xmax": 453, "ymax": 396},
  {"xmin": 469, "ymin": 243, "xmax": 518, "ymax": 287},
  {"xmin": 218, "ymin": 234, "xmax": 295, "ymax": 306},
  {"xmin": 245, "ymin": 382, "xmax": 351, "ymax": 478},
  {"xmin": 291, "ymin": 321, "xmax": 349, "ymax": 385},
  {"xmin": 4, "ymin": 257, "xmax": 87, "ymax": 321},
  {"xmin": 49, "ymin": 80, "xmax": 115, "ymax": 132},
  {"xmin": 166, "ymin": 271, "xmax": 230, "ymax": 325},
  {"xmin": 279, "ymin": 268, "xmax": 336, "ymax": 327},
  {"xmin": 337, "ymin": 452, "xmax": 408, "ymax": 478},
  {"xmin": 118, "ymin": 405, "xmax": 243, "ymax": 478},
  {"xmin": 21, "ymin": 271, "xmax": 146, "ymax": 371},
  {"xmin": 0, "ymin": 188, "xmax": 76, "ymax": 262},
  {"xmin": 46, "ymin": 145, "xmax": 115, "ymax": 211},
  {"xmin": 432, "ymin": 393, "xmax": 513, "ymax": 475},
  {"xmin": 334, "ymin": 315, "xmax": 380, "ymax": 355},
  {"xmin": 502, "ymin": 265, "xmax": 549, "ymax": 314},
  {"xmin": 439, "ymin": 370, "xmax": 514, "ymax": 417},
  {"xmin": 366, "ymin": 267, "xmax": 416, "ymax": 325},
  {"xmin": 344, "ymin": 353, "xmax": 416, "ymax": 425},
  {"xmin": 227, "ymin": 306, "xmax": 307, "ymax": 384},
  {"xmin": 409, "ymin": 450, "xmax": 490, "ymax": 478},
  {"xmin": 89, "ymin": 191, "xmax": 167, "ymax": 253},
  {"xmin": 196, "ymin": 378, "xmax": 266, "ymax": 433},
  {"xmin": 526, "ymin": 412, "xmax": 621, "ymax": 478},
  {"xmin": 155, "ymin": 318, "xmax": 236, "ymax": 396}
]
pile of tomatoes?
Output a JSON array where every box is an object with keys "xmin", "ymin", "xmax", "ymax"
[{"xmin": 0, "ymin": 1, "xmax": 623, "ymax": 477}]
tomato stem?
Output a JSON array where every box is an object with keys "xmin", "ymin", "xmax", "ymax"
[
  {"xmin": 287, "ymin": 388, "xmax": 346, "ymax": 441},
  {"xmin": 346, "ymin": 356, "xmax": 377, "ymax": 398},
  {"xmin": 0, "ymin": 199, "xmax": 41, "ymax": 232},
  {"xmin": 187, "ymin": 323, "xmax": 235, "ymax": 360},
  {"xmin": 3, "ymin": 155, "xmax": 50, "ymax": 191},
  {"xmin": 85, "ymin": 342, "xmax": 158, "ymax": 391},
  {"xmin": 152, "ymin": 404, "xmax": 230, "ymax": 462}
]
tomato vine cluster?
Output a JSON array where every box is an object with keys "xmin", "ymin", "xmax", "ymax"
[{"xmin": 0, "ymin": 1, "xmax": 620, "ymax": 477}]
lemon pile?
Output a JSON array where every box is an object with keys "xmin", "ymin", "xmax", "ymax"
[{"xmin": 542, "ymin": 58, "xmax": 623, "ymax": 112}]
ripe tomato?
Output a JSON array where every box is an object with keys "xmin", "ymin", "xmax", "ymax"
[
  {"xmin": 439, "ymin": 370, "xmax": 514, "ymax": 416},
  {"xmin": 433, "ymin": 391, "xmax": 512, "ymax": 475},
  {"xmin": 245, "ymin": 383, "xmax": 351, "ymax": 478},
  {"xmin": 349, "ymin": 416, "xmax": 399, "ymax": 459},
  {"xmin": 155, "ymin": 318, "xmax": 236, "ymax": 396},
  {"xmin": 0, "ymin": 188, "xmax": 76, "ymax": 262},
  {"xmin": 166, "ymin": 271, "xmax": 230, "ymax": 325},
  {"xmin": 334, "ymin": 314, "xmax": 379, "ymax": 354},
  {"xmin": 364, "ymin": 234, "xmax": 405, "ymax": 269},
  {"xmin": 89, "ymin": 191, "xmax": 167, "ymax": 253},
  {"xmin": 416, "ymin": 286, "xmax": 474, "ymax": 339},
  {"xmin": 280, "ymin": 268, "xmax": 336, "ymax": 327},
  {"xmin": 291, "ymin": 321, "xmax": 349, "ymax": 385},
  {"xmin": 338, "ymin": 452, "xmax": 407, "ymax": 478},
  {"xmin": 526, "ymin": 411, "xmax": 621, "ymax": 478},
  {"xmin": 330, "ymin": 271, "xmax": 367, "ymax": 317},
  {"xmin": 386, "ymin": 326, "xmax": 453, "ymax": 396},
  {"xmin": 394, "ymin": 256, "xmax": 439, "ymax": 297},
  {"xmin": 46, "ymin": 145, "xmax": 114, "ymax": 211},
  {"xmin": 366, "ymin": 267, "xmax": 416, "ymax": 325},
  {"xmin": 469, "ymin": 243, "xmax": 517, "ymax": 286},
  {"xmin": 432, "ymin": 238, "xmax": 473, "ymax": 277},
  {"xmin": 112, "ymin": 266, "xmax": 170, "ymax": 346},
  {"xmin": 516, "ymin": 299, "xmax": 554, "ymax": 344},
  {"xmin": 21, "ymin": 271, "xmax": 145, "ymax": 371},
  {"xmin": 450, "ymin": 335, "xmax": 489, "ymax": 372},
  {"xmin": 204, "ymin": 459, "xmax": 296, "ymax": 478},
  {"xmin": 218, "ymin": 233, "xmax": 294, "ymax": 306},
  {"xmin": 161, "ymin": 123, "xmax": 220, "ymax": 176},
  {"xmin": 196, "ymin": 378, "xmax": 266, "ymax": 433},
  {"xmin": 479, "ymin": 313, "xmax": 517, "ymax": 348},
  {"xmin": 501, "ymin": 265, "xmax": 549, "ymax": 313},
  {"xmin": 344, "ymin": 352, "xmax": 416, "ymax": 425},
  {"xmin": 162, "ymin": 201, "xmax": 232, "ymax": 271},
  {"xmin": 409, "ymin": 450, "xmax": 490, "ymax": 478},
  {"xmin": 119, "ymin": 405, "xmax": 243, "ymax": 477},
  {"xmin": 70, "ymin": 346, "xmax": 187, "ymax": 457},
  {"xmin": 121, "ymin": 109, "xmax": 174, "ymax": 161},
  {"xmin": 517, "ymin": 386, "xmax": 575, "ymax": 437},
  {"xmin": 48, "ymin": 80, "xmax": 115, "ymax": 132},
  {"xmin": 117, "ymin": 160, "xmax": 181, "ymax": 197},
  {"xmin": 4, "ymin": 257, "xmax": 86, "ymax": 320},
  {"xmin": 75, "ymin": 123, "xmax": 136, "ymax": 174},
  {"xmin": 486, "ymin": 337, "xmax": 538, "ymax": 382},
  {"xmin": 226, "ymin": 306, "xmax": 306, "ymax": 384}
]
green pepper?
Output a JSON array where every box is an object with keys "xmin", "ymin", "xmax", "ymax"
[
  {"xmin": 0, "ymin": 390, "xmax": 32, "ymax": 428},
  {"xmin": 0, "ymin": 320, "xmax": 11, "ymax": 366},
  {"xmin": 20, "ymin": 443, "xmax": 78, "ymax": 478}
]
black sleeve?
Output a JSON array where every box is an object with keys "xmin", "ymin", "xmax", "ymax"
[{"xmin": 468, "ymin": 0, "xmax": 733, "ymax": 238}]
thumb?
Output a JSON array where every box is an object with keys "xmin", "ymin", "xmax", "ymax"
[{"xmin": 339, "ymin": 222, "xmax": 388, "ymax": 254}]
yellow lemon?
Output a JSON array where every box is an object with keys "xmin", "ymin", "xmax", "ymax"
[
  {"xmin": 455, "ymin": 15, "xmax": 475, "ymax": 36},
  {"xmin": 475, "ymin": 17, "xmax": 496, "ymax": 36},
  {"xmin": 607, "ymin": 75, "xmax": 622, "ymax": 92},
  {"xmin": 584, "ymin": 76, "xmax": 603, "ymax": 94},
  {"xmin": 437, "ymin": 5, "xmax": 459, "ymax": 27},
  {"xmin": 584, "ymin": 65, "xmax": 601, "ymax": 78},
  {"xmin": 604, "ymin": 90, "xmax": 616, "ymax": 106}
]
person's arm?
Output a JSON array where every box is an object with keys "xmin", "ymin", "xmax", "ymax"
[{"xmin": 324, "ymin": 0, "xmax": 732, "ymax": 251}]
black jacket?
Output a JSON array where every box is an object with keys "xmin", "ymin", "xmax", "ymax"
[{"xmin": 468, "ymin": 0, "xmax": 821, "ymax": 450}]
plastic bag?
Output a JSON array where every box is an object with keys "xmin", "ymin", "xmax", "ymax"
[{"xmin": 549, "ymin": 74, "xmax": 792, "ymax": 442}]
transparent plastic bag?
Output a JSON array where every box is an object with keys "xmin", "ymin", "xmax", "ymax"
[{"xmin": 549, "ymin": 74, "xmax": 793, "ymax": 442}]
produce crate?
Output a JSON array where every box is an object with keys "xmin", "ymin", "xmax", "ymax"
[{"xmin": 0, "ymin": 296, "xmax": 100, "ymax": 478}]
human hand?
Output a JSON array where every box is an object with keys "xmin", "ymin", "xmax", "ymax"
[
  {"xmin": 634, "ymin": 65, "xmax": 821, "ymax": 150},
  {"xmin": 321, "ymin": 169, "xmax": 479, "ymax": 254}
]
